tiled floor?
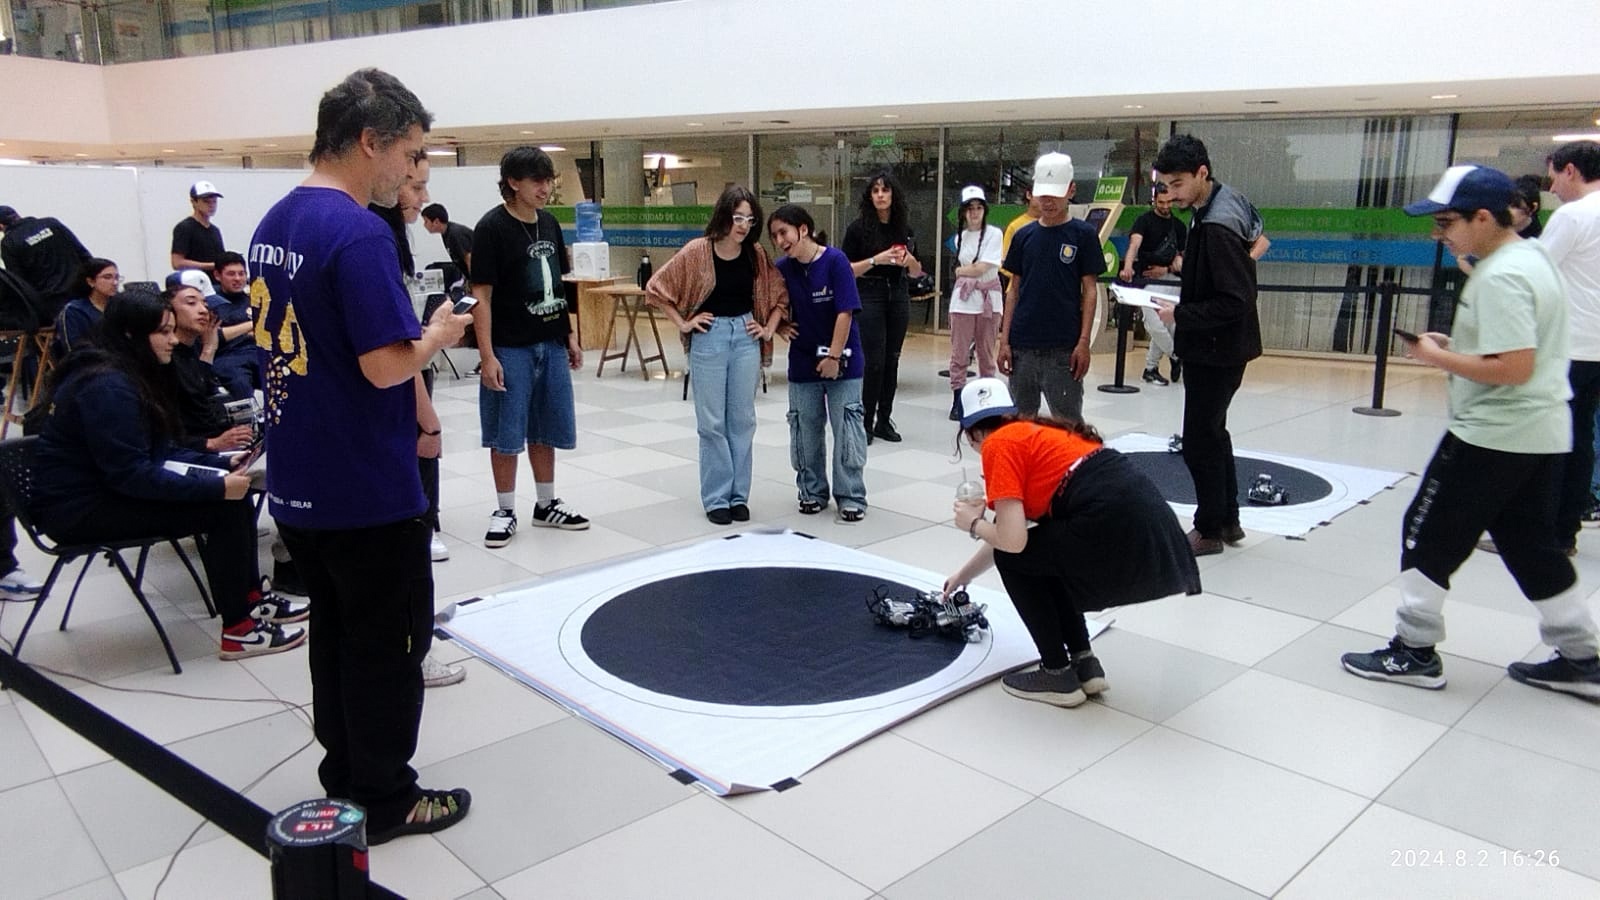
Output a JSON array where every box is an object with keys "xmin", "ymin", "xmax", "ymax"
[{"xmin": 3, "ymin": 333, "xmax": 1599, "ymax": 899}]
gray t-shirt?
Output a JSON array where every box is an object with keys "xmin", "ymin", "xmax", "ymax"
[{"xmin": 1447, "ymin": 238, "xmax": 1571, "ymax": 454}]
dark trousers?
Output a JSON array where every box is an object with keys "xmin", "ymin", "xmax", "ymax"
[
  {"xmin": 1, "ymin": 511, "xmax": 19, "ymax": 574},
  {"xmin": 1181, "ymin": 362, "xmax": 1246, "ymax": 537},
  {"xmin": 277, "ymin": 516, "xmax": 434, "ymax": 830},
  {"xmin": 1403, "ymin": 432, "xmax": 1574, "ymax": 600},
  {"xmin": 46, "ymin": 494, "xmax": 258, "ymax": 625},
  {"xmin": 419, "ymin": 368, "xmax": 440, "ymax": 532},
  {"xmin": 857, "ymin": 280, "xmax": 909, "ymax": 430},
  {"xmin": 994, "ymin": 539, "xmax": 1093, "ymax": 670},
  {"xmin": 1557, "ymin": 360, "xmax": 1600, "ymax": 546}
]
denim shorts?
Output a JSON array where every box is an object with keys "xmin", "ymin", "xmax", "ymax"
[{"xmin": 479, "ymin": 341, "xmax": 577, "ymax": 453}]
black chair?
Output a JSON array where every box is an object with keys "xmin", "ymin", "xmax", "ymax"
[{"xmin": 0, "ymin": 437, "xmax": 213, "ymax": 675}]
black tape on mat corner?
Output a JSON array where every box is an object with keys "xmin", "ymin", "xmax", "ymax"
[{"xmin": 0, "ymin": 650, "xmax": 404, "ymax": 900}]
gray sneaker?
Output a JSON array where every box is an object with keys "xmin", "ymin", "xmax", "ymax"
[
  {"xmin": 1001, "ymin": 666, "xmax": 1087, "ymax": 707},
  {"xmin": 1074, "ymin": 655, "xmax": 1108, "ymax": 695}
]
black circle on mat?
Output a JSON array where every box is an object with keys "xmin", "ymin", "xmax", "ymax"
[
  {"xmin": 580, "ymin": 567, "xmax": 963, "ymax": 706},
  {"xmin": 1123, "ymin": 452, "xmax": 1334, "ymax": 506}
]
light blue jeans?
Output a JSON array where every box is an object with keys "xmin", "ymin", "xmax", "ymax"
[
  {"xmin": 689, "ymin": 315, "xmax": 760, "ymax": 511},
  {"xmin": 787, "ymin": 378, "xmax": 868, "ymax": 511}
]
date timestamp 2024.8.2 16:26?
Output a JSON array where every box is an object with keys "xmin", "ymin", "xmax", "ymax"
[{"xmin": 1391, "ymin": 848, "xmax": 1560, "ymax": 868}]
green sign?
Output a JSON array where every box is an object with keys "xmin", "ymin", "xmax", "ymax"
[
  {"xmin": 547, "ymin": 205, "xmax": 713, "ymax": 225},
  {"xmin": 1093, "ymin": 178, "xmax": 1127, "ymax": 204},
  {"xmin": 869, "ymin": 132, "xmax": 897, "ymax": 148}
]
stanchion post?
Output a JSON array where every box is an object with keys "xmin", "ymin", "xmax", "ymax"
[
  {"xmin": 1354, "ymin": 280, "xmax": 1403, "ymax": 417},
  {"xmin": 1098, "ymin": 293, "xmax": 1139, "ymax": 394},
  {"xmin": 268, "ymin": 798, "xmax": 370, "ymax": 899}
]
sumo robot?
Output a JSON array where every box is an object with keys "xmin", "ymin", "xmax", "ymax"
[
  {"xmin": 1167, "ymin": 433, "xmax": 1184, "ymax": 454},
  {"xmin": 866, "ymin": 587, "xmax": 990, "ymax": 643},
  {"xmin": 1246, "ymin": 472, "xmax": 1289, "ymax": 505}
]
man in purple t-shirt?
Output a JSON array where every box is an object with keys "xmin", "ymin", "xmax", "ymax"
[{"xmin": 249, "ymin": 68, "xmax": 472, "ymax": 846}]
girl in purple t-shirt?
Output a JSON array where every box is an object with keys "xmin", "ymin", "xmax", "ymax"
[{"xmin": 768, "ymin": 205, "xmax": 868, "ymax": 521}]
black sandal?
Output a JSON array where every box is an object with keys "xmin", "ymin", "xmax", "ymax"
[
  {"xmin": 798, "ymin": 499, "xmax": 827, "ymax": 515},
  {"xmin": 367, "ymin": 787, "xmax": 472, "ymax": 845}
]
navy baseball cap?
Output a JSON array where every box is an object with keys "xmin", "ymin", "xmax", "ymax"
[{"xmin": 1404, "ymin": 165, "xmax": 1515, "ymax": 217}]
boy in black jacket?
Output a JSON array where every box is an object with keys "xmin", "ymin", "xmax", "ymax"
[{"xmin": 1152, "ymin": 135, "xmax": 1265, "ymax": 557}]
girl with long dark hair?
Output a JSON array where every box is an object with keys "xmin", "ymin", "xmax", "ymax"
[
  {"xmin": 646, "ymin": 185, "xmax": 789, "ymax": 523},
  {"xmin": 768, "ymin": 204, "xmax": 868, "ymax": 521},
  {"xmin": 31, "ymin": 289, "xmax": 307, "ymax": 660},
  {"xmin": 52, "ymin": 257, "xmax": 118, "ymax": 358},
  {"xmin": 945, "ymin": 378, "xmax": 1199, "ymax": 707},
  {"xmin": 841, "ymin": 169, "xmax": 924, "ymax": 443}
]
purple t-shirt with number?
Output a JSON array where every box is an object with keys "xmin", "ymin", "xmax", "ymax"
[
  {"xmin": 774, "ymin": 246, "xmax": 864, "ymax": 383},
  {"xmin": 250, "ymin": 186, "xmax": 424, "ymax": 529}
]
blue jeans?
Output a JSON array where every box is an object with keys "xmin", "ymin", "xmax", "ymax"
[
  {"xmin": 787, "ymin": 378, "xmax": 868, "ymax": 511},
  {"xmin": 479, "ymin": 340, "xmax": 577, "ymax": 454},
  {"xmin": 689, "ymin": 315, "xmax": 760, "ymax": 510}
]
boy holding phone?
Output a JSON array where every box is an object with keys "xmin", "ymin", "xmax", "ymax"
[{"xmin": 1343, "ymin": 164, "xmax": 1600, "ymax": 699}]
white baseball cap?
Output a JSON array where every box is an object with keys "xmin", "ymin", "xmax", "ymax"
[
  {"xmin": 190, "ymin": 180, "xmax": 223, "ymax": 199},
  {"xmin": 1032, "ymin": 153, "xmax": 1075, "ymax": 198},
  {"xmin": 959, "ymin": 377, "xmax": 1018, "ymax": 429},
  {"xmin": 166, "ymin": 269, "xmax": 216, "ymax": 297},
  {"xmin": 959, "ymin": 185, "xmax": 988, "ymax": 206}
]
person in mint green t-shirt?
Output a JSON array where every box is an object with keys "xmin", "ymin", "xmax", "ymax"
[{"xmin": 1341, "ymin": 164, "xmax": 1600, "ymax": 701}]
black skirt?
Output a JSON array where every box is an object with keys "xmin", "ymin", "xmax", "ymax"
[{"xmin": 994, "ymin": 449, "xmax": 1201, "ymax": 612}]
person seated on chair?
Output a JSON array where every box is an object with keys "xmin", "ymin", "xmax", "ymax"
[
  {"xmin": 206, "ymin": 252, "xmax": 262, "ymax": 402},
  {"xmin": 165, "ymin": 272, "xmax": 255, "ymax": 455},
  {"xmin": 51, "ymin": 257, "xmax": 119, "ymax": 361},
  {"xmin": 28, "ymin": 289, "xmax": 306, "ymax": 660}
]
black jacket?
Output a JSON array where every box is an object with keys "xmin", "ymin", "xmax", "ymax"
[{"xmin": 1172, "ymin": 182, "xmax": 1262, "ymax": 367}]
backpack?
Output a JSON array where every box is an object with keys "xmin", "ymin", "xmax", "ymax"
[{"xmin": 0, "ymin": 268, "xmax": 51, "ymax": 332}]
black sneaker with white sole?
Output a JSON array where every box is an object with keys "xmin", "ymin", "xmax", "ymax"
[
  {"xmin": 250, "ymin": 583, "xmax": 309, "ymax": 624},
  {"xmin": 1142, "ymin": 367, "xmax": 1169, "ymax": 386},
  {"xmin": 1507, "ymin": 653, "xmax": 1600, "ymax": 700},
  {"xmin": 1074, "ymin": 655, "xmax": 1108, "ymax": 695},
  {"xmin": 484, "ymin": 508, "xmax": 518, "ymax": 547},
  {"xmin": 1001, "ymin": 665, "xmax": 1088, "ymax": 707},
  {"xmin": 1341, "ymin": 637, "xmax": 1447, "ymax": 689},
  {"xmin": 532, "ymin": 499, "xmax": 590, "ymax": 530}
]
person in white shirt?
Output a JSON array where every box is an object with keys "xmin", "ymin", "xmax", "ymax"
[{"xmin": 946, "ymin": 186, "xmax": 1004, "ymax": 420}]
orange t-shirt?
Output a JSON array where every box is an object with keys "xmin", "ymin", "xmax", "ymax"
[{"xmin": 980, "ymin": 422, "xmax": 1102, "ymax": 520}]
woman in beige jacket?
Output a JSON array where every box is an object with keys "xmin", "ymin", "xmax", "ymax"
[{"xmin": 645, "ymin": 186, "xmax": 788, "ymax": 524}]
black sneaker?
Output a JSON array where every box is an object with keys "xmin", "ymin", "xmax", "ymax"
[
  {"xmin": 1142, "ymin": 367, "xmax": 1170, "ymax": 386},
  {"xmin": 532, "ymin": 499, "xmax": 590, "ymax": 530},
  {"xmin": 949, "ymin": 390, "xmax": 964, "ymax": 422},
  {"xmin": 251, "ymin": 580, "xmax": 309, "ymax": 624},
  {"xmin": 1507, "ymin": 653, "xmax": 1600, "ymax": 700},
  {"xmin": 1074, "ymin": 655, "xmax": 1108, "ymax": 695},
  {"xmin": 484, "ymin": 508, "xmax": 518, "ymax": 547},
  {"xmin": 873, "ymin": 419, "xmax": 903, "ymax": 443},
  {"xmin": 1341, "ymin": 637, "xmax": 1447, "ymax": 689},
  {"xmin": 706, "ymin": 507, "xmax": 734, "ymax": 525},
  {"xmin": 730, "ymin": 503, "xmax": 750, "ymax": 522},
  {"xmin": 1001, "ymin": 665, "xmax": 1087, "ymax": 707},
  {"xmin": 1170, "ymin": 358, "xmax": 1182, "ymax": 383}
]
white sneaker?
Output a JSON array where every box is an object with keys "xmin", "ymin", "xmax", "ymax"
[
  {"xmin": 430, "ymin": 535, "xmax": 449, "ymax": 562},
  {"xmin": 422, "ymin": 653, "xmax": 466, "ymax": 688},
  {"xmin": 0, "ymin": 567, "xmax": 44, "ymax": 601}
]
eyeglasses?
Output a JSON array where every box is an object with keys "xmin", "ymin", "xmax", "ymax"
[{"xmin": 731, "ymin": 214, "xmax": 757, "ymax": 226}]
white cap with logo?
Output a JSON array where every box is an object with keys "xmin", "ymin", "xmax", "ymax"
[
  {"xmin": 1032, "ymin": 153, "xmax": 1075, "ymax": 198},
  {"xmin": 190, "ymin": 180, "xmax": 223, "ymax": 199}
]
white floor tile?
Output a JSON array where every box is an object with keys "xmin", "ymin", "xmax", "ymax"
[
  {"xmin": 1165, "ymin": 670, "xmax": 1447, "ymax": 796},
  {"xmin": 0, "ymin": 779, "xmax": 110, "ymax": 899},
  {"xmin": 1045, "ymin": 727, "xmax": 1367, "ymax": 895},
  {"xmin": 732, "ymin": 732, "xmax": 1030, "ymax": 891},
  {"xmin": 1454, "ymin": 679, "xmax": 1600, "ymax": 773},
  {"xmin": 1381, "ymin": 730, "xmax": 1600, "ymax": 880},
  {"xmin": 1104, "ymin": 591, "xmax": 1318, "ymax": 666},
  {"xmin": 495, "ymin": 795, "xmax": 869, "ymax": 900},
  {"xmin": 1281, "ymin": 804, "xmax": 1600, "ymax": 900},
  {"xmin": 113, "ymin": 835, "xmax": 270, "ymax": 900}
]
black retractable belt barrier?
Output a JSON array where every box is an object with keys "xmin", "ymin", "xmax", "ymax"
[
  {"xmin": 268, "ymin": 798, "xmax": 370, "ymax": 899},
  {"xmin": 0, "ymin": 649, "xmax": 403, "ymax": 899}
]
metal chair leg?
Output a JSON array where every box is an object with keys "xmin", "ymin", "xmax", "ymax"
[
  {"xmin": 58, "ymin": 555, "xmax": 97, "ymax": 631},
  {"xmin": 106, "ymin": 550, "xmax": 183, "ymax": 675},
  {"xmin": 170, "ymin": 539, "xmax": 214, "ymax": 618},
  {"xmin": 11, "ymin": 558, "xmax": 70, "ymax": 661}
]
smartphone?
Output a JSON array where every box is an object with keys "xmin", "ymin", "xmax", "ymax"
[
  {"xmin": 451, "ymin": 296, "xmax": 479, "ymax": 315},
  {"xmin": 1393, "ymin": 327, "xmax": 1419, "ymax": 343}
]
